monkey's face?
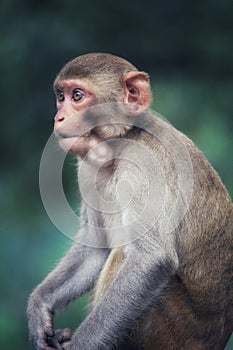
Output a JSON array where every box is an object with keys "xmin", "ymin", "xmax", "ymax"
[
  {"xmin": 53, "ymin": 71, "xmax": 151, "ymax": 166},
  {"xmin": 53, "ymin": 79, "xmax": 127, "ymax": 167},
  {"xmin": 54, "ymin": 79, "xmax": 96, "ymax": 154}
]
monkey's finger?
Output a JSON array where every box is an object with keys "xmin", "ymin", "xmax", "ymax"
[
  {"xmin": 44, "ymin": 326, "xmax": 55, "ymax": 337},
  {"xmin": 47, "ymin": 336, "xmax": 63, "ymax": 350},
  {"xmin": 61, "ymin": 342, "xmax": 71, "ymax": 350},
  {"xmin": 37, "ymin": 338, "xmax": 56, "ymax": 350},
  {"xmin": 55, "ymin": 328, "xmax": 73, "ymax": 343}
]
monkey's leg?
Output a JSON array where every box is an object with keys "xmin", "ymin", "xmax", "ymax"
[{"xmin": 68, "ymin": 247, "xmax": 177, "ymax": 350}]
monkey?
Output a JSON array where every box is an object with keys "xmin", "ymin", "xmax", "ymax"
[{"xmin": 27, "ymin": 53, "xmax": 233, "ymax": 350}]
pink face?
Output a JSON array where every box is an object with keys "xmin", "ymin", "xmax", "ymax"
[
  {"xmin": 53, "ymin": 72, "xmax": 151, "ymax": 166},
  {"xmin": 54, "ymin": 79, "xmax": 96, "ymax": 155},
  {"xmin": 53, "ymin": 79, "xmax": 115, "ymax": 167}
]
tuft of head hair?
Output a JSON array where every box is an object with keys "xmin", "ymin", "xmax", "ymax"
[{"xmin": 56, "ymin": 53, "xmax": 138, "ymax": 81}]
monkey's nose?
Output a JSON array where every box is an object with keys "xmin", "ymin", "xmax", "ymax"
[{"xmin": 55, "ymin": 114, "xmax": 65, "ymax": 122}]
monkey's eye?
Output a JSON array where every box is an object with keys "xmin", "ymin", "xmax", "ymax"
[
  {"xmin": 57, "ymin": 90, "xmax": 64, "ymax": 102},
  {"xmin": 72, "ymin": 89, "xmax": 84, "ymax": 102}
]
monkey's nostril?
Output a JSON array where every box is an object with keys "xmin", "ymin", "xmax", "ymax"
[{"xmin": 57, "ymin": 115, "xmax": 65, "ymax": 122}]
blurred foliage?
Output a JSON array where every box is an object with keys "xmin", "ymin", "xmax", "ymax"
[{"xmin": 0, "ymin": 0, "xmax": 232, "ymax": 349}]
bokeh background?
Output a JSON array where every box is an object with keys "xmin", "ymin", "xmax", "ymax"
[{"xmin": 0, "ymin": 0, "xmax": 232, "ymax": 349}]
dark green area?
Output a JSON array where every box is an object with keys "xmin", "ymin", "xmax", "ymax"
[{"xmin": 0, "ymin": 0, "xmax": 232, "ymax": 349}]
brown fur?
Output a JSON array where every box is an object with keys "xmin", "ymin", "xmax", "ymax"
[
  {"xmin": 95, "ymin": 137, "xmax": 233, "ymax": 349},
  {"xmin": 57, "ymin": 54, "xmax": 233, "ymax": 349},
  {"xmin": 28, "ymin": 53, "xmax": 233, "ymax": 350},
  {"xmin": 101, "ymin": 137, "xmax": 233, "ymax": 349}
]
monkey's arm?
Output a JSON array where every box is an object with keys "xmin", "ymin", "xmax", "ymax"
[
  {"xmin": 27, "ymin": 238, "xmax": 109, "ymax": 350},
  {"xmin": 68, "ymin": 246, "xmax": 177, "ymax": 350}
]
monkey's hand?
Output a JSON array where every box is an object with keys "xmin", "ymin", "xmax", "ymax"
[
  {"xmin": 47, "ymin": 329, "xmax": 73, "ymax": 350},
  {"xmin": 27, "ymin": 295, "xmax": 55, "ymax": 350}
]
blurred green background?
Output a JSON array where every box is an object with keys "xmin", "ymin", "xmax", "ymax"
[{"xmin": 0, "ymin": 0, "xmax": 232, "ymax": 349}]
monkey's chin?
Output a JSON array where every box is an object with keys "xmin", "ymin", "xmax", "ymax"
[
  {"xmin": 59, "ymin": 137, "xmax": 85, "ymax": 154},
  {"xmin": 59, "ymin": 137, "xmax": 113, "ymax": 167}
]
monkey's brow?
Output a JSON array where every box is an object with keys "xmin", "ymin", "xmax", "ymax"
[
  {"xmin": 53, "ymin": 83, "xmax": 62, "ymax": 92},
  {"xmin": 54, "ymin": 81, "xmax": 88, "ymax": 92}
]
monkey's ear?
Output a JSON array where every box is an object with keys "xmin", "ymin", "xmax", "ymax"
[{"xmin": 123, "ymin": 72, "xmax": 152, "ymax": 115}]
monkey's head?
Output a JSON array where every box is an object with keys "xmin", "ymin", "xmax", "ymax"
[{"xmin": 54, "ymin": 53, "xmax": 152, "ymax": 166}]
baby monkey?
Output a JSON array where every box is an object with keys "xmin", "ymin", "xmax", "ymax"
[{"xmin": 27, "ymin": 53, "xmax": 233, "ymax": 350}]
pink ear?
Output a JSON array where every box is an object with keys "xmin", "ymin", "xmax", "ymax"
[{"xmin": 123, "ymin": 71, "xmax": 152, "ymax": 115}]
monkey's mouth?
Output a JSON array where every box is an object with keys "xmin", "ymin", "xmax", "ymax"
[
  {"xmin": 57, "ymin": 131, "xmax": 91, "ymax": 154},
  {"xmin": 56, "ymin": 129, "xmax": 91, "ymax": 139}
]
